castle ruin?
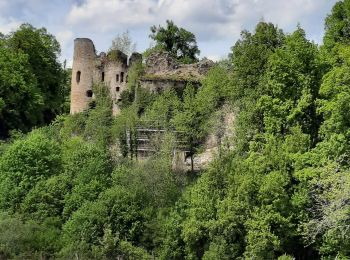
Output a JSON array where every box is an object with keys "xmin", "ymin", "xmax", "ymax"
[
  {"xmin": 70, "ymin": 38, "xmax": 142, "ymax": 115},
  {"xmin": 69, "ymin": 38, "xmax": 222, "ymax": 171},
  {"xmin": 70, "ymin": 38, "xmax": 214, "ymax": 115}
]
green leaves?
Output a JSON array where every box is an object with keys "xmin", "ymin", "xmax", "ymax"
[
  {"xmin": 0, "ymin": 24, "xmax": 67, "ymax": 137},
  {"xmin": 0, "ymin": 130, "xmax": 61, "ymax": 212},
  {"xmin": 259, "ymin": 27, "xmax": 323, "ymax": 142},
  {"xmin": 324, "ymin": 0, "xmax": 350, "ymax": 51},
  {"xmin": 150, "ymin": 20, "xmax": 200, "ymax": 63}
]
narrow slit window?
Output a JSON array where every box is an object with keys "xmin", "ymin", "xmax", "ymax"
[
  {"xmin": 86, "ymin": 90, "xmax": 93, "ymax": 97},
  {"xmin": 76, "ymin": 71, "xmax": 81, "ymax": 83},
  {"xmin": 116, "ymin": 87, "xmax": 120, "ymax": 92},
  {"xmin": 116, "ymin": 74, "xmax": 119, "ymax": 82},
  {"xmin": 121, "ymin": 72, "xmax": 124, "ymax": 83},
  {"xmin": 102, "ymin": 72, "xmax": 105, "ymax": 82}
]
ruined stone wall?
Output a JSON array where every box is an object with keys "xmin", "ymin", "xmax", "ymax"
[{"xmin": 70, "ymin": 38, "xmax": 97, "ymax": 113}]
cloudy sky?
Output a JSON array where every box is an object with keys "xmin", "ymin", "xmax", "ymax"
[{"xmin": 0, "ymin": 0, "xmax": 338, "ymax": 67}]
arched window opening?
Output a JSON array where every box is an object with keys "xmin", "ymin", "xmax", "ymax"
[
  {"xmin": 121, "ymin": 72, "xmax": 124, "ymax": 83},
  {"xmin": 76, "ymin": 71, "xmax": 81, "ymax": 83},
  {"xmin": 102, "ymin": 72, "xmax": 105, "ymax": 82},
  {"xmin": 86, "ymin": 90, "xmax": 93, "ymax": 97},
  {"xmin": 116, "ymin": 87, "xmax": 120, "ymax": 92},
  {"xmin": 116, "ymin": 74, "xmax": 119, "ymax": 82}
]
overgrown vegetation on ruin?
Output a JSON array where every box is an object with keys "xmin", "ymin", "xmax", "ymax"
[{"xmin": 2, "ymin": 1, "xmax": 350, "ymax": 259}]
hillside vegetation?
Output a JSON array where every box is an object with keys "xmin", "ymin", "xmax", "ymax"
[{"xmin": 1, "ymin": 1, "xmax": 350, "ymax": 259}]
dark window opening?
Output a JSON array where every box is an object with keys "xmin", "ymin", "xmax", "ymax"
[
  {"xmin": 116, "ymin": 74, "xmax": 119, "ymax": 82},
  {"xmin": 102, "ymin": 72, "xmax": 105, "ymax": 82},
  {"xmin": 76, "ymin": 71, "xmax": 81, "ymax": 83},
  {"xmin": 121, "ymin": 72, "xmax": 124, "ymax": 82},
  {"xmin": 116, "ymin": 87, "xmax": 120, "ymax": 92},
  {"xmin": 86, "ymin": 90, "xmax": 93, "ymax": 97},
  {"xmin": 117, "ymin": 98, "xmax": 122, "ymax": 102},
  {"xmin": 126, "ymin": 75, "xmax": 128, "ymax": 83}
]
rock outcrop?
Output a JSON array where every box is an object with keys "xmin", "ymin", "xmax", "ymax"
[{"xmin": 143, "ymin": 51, "xmax": 215, "ymax": 82}]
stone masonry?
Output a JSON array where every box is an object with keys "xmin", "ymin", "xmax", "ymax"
[
  {"xmin": 70, "ymin": 38, "xmax": 142, "ymax": 115},
  {"xmin": 70, "ymin": 38, "xmax": 214, "ymax": 115}
]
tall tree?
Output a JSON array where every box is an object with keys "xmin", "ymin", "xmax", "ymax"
[
  {"xmin": 258, "ymin": 27, "xmax": 324, "ymax": 143},
  {"xmin": 150, "ymin": 20, "xmax": 200, "ymax": 63},
  {"xmin": 229, "ymin": 22, "xmax": 284, "ymax": 152},
  {"xmin": 324, "ymin": 0, "xmax": 350, "ymax": 51},
  {"xmin": 0, "ymin": 43, "xmax": 41, "ymax": 137},
  {"xmin": 7, "ymin": 24, "xmax": 66, "ymax": 125}
]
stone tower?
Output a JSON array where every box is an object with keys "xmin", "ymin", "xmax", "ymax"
[
  {"xmin": 103, "ymin": 50, "xmax": 128, "ymax": 115},
  {"xmin": 70, "ymin": 38, "xmax": 142, "ymax": 115},
  {"xmin": 70, "ymin": 38, "xmax": 96, "ymax": 114}
]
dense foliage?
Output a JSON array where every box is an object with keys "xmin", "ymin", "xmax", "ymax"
[
  {"xmin": 1, "ymin": 2, "xmax": 350, "ymax": 258},
  {"xmin": 0, "ymin": 24, "xmax": 69, "ymax": 138},
  {"xmin": 149, "ymin": 20, "xmax": 200, "ymax": 63}
]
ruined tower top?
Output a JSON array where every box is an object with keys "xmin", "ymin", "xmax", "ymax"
[{"xmin": 70, "ymin": 38, "xmax": 139, "ymax": 115}]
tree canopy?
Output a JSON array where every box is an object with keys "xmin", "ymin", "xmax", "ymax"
[
  {"xmin": 0, "ymin": 24, "xmax": 68, "ymax": 138},
  {"xmin": 2, "ymin": 1, "xmax": 350, "ymax": 258},
  {"xmin": 150, "ymin": 20, "xmax": 200, "ymax": 63}
]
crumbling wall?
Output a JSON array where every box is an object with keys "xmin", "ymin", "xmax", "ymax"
[
  {"xmin": 144, "ymin": 51, "xmax": 214, "ymax": 80},
  {"xmin": 139, "ymin": 79, "xmax": 187, "ymax": 93},
  {"xmin": 104, "ymin": 58, "xmax": 127, "ymax": 115}
]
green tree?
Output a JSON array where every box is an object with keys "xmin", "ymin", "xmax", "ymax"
[
  {"xmin": 150, "ymin": 20, "xmax": 200, "ymax": 63},
  {"xmin": 172, "ymin": 83, "xmax": 200, "ymax": 172},
  {"xmin": 0, "ymin": 130, "xmax": 61, "ymax": 212},
  {"xmin": 229, "ymin": 22, "xmax": 284, "ymax": 153},
  {"xmin": 0, "ymin": 213, "xmax": 61, "ymax": 259},
  {"xmin": 20, "ymin": 175, "xmax": 69, "ymax": 222},
  {"xmin": 324, "ymin": 0, "xmax": 350, "ymax": 51},
  {"xmin": 7, "ymin": 24, "xmax": 66, "ymax": 124},
  {"xmin": 230, "ymin": 22, "xmax": 284, "ymax": 100},
  {"xmin": 258, "ymin": 27, "xmax": 324, "ymax": 144},
  {"xmin": 0, "ymin": 44, "xmax": 42, "ymax": 137},
  {"xmin": 317, "ymin": 45, "xmax": 350, "ymax": 160}
]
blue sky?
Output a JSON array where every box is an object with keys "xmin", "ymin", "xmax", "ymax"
[{"xmin": 0, "ymin": 0, "xmax": 338, "ymax": 67}]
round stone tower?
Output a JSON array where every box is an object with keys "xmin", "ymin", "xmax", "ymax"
[{"xmin": 70, "ymin": 38, "xmax": 96, "ymax": 114}]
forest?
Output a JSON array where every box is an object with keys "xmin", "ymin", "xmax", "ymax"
[{"xmin": 0, "ymin": 0, "xmax": 350, "ymax": 259}]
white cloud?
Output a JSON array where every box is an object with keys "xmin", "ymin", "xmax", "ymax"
[
  {"xmin": 67, "ymin": 0, "xmax": 155, "ymax": 32},
  {"xmin": 56, "ymin": 30, "xmax": 74, "ymax": 49},
  {"xmin": 0, "ymin": 0, "xmax": 336, "ymax": 67},
  {"xmin": 206, "ymin": 54, "xmax": 221, "ymax": 62},
  {"xmin": 0, "ymin": 18, "xmax": 22, "ymax": 34},
  {"xmin": 66, "ymin": 0, "xmax": 337, "ymax": 42},
  {"xmin": 62, "ymin": 0, "xmax": 337, "ymax": 63}
]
